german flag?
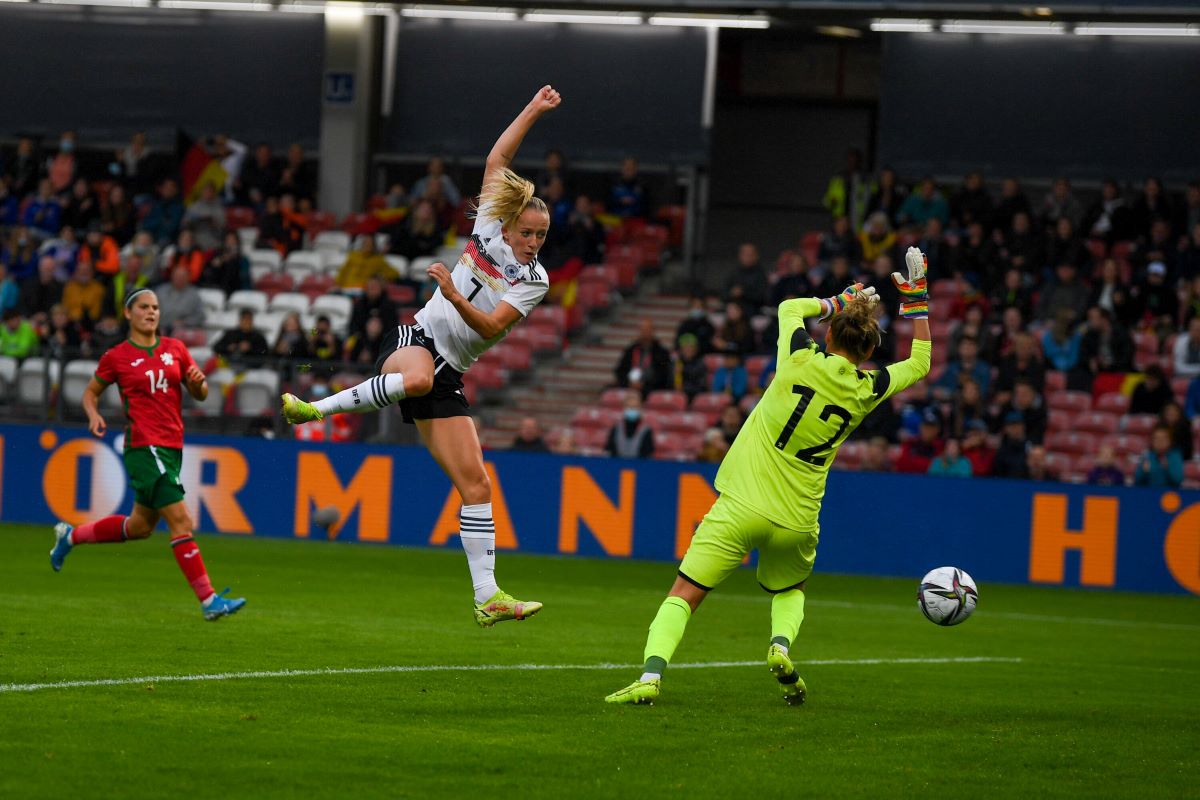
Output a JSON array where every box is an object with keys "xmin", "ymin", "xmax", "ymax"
[{"xmin": 176, "ymin": 129, "xmax": 227, "ymax": 204}]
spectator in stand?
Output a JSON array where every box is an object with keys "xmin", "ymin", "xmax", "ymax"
[
  {"xmin": 697, "ymin": 427, "xmax": 730, "ymax": 464},
  {"xmin": 182, "ymin": 183, "xmax": 226, "ymax": 250},
  {"xmin": 676, "ymin": 296, "xmax": 714, "ymax": 353},
  {"xmin": 952, "ymin": 222, "xmax": 1000, "ymax": 290},
  {"xmin": 214, "ymin": 308, "xmax": 268, "ymax": 364},
  {"xmin": 858, "ymin": 212, "xmax": 896, "ymax": 265},
  {"xmin": 999, "ymin": 210, "xmax": 1043, "ymax": 280},
  {"xmin": 1185, "ymin": 181, "xmax": 1200, "ymax": 236},
  {"xmin": 949, "ymin": 304, "xmax": 996, "ymax": 364},
  {"xmin": 41, "ymin": 303, "xmax": 80, "ymax": 358},
  {"xmin": 897, "ymin": 177, "xmax": 949, "ymax": 230},
  {"xmin": 143, "ymin": 178, "xmax": 185, "ymax": 246},
  {"xmin": 1078, "ymin": 307, "xmax": 1135, "ymax": 382},
  {"xmin": 7, "ymin": 137, "xmax": 41, "ymax": 198},
  {"xmin": 1089, "ymin": 258, "xmax": 1137, "ymax": 326},
  {"xmin": 961, "ymin": 419, "xmax": 995, "ymax": 476},
  {"xmin": 563, "ymin": 194, "xmax": 604, "ymax": 265},
  {"xmin": 993, "ymin": 177, "xmax": 1031, "ymax": 234},
  {"xmin": 550, "ymin": 427, "xmax": 577, "ymax": 456},
  {"xmin": 105, "ymin": 253, "xmax": 150, "ymax": 318},
  {"xmin": 990, "ymin": 269, "xmax": 1035, "ymax": 324},
  {"xmin": 1171, "ymin": 317, "xmax": 1200, "ymax": 379},
  {"xmin": 937, "ymin": 335, "xmax": 991, "ymax": 399},
  {"xmin": 1087, "ymin": 444, "xmax": 1126, "ymax": 486},
  {"xmin": 156, "ymin": 265, "xmax": 205, "ymax": 333},
  {"xmin": 0, "ymin": 308, "xmax": 38, "ymax": 358},
  {"xmin": 272, "ymin": 312, "xmax": 312, "ymax": 360},
  {"xmin": 511, "ymin": 417, "xmax": 550, "ymax": 453},
  {"xmin": 814, "ymin": 256, "xmax": 854, "ymax": 301},
  {"xmin": 674, "ymin": 333, "xmax": 708, "ymax": 402},
  {"xmin": 822, "ymin": 148, "xmax": 871, "ymax": 231},
  {"xmin": 606, "ymin": 393, "xmax": 655, "ymax": 459},
  {"xmin": 88, "ymin": 312, "xmax": 123, "ymax": 355},
  {"xmin": 1132, "ymin": 261, "xmax": 1179, "ymax": 337},
  {"xmin": 122, "ymin": 230, "xmax": 162, "ymax": 282},
  {"xmin": 1025, "ymin": 445, "xmax": 1057, "ymax": 482},
  {"xmin": 866, "ymin": 165, "xmax": 905, "ymax": 228},
  {"xmin": 949, "ymin": 377, "xmax": 987, "ymax": 438},
  {"xmin": 0, "ymin": 176, "xmax": 19, "ymax": 230},
  {"xmin": 336, "ymin": 235, "xmax": 398, "ymax": 289},
  {"xmin": 993, "ymin": 307, "xmax": 1025, "ymax": 359},
  {"xmin": 255, "ymin": 195, "xmax": 302, "ymax": 256},
  {"xmin": 1036, "ymin": 263, "xmax": 1089, "ymax": 324},
  {"xmin": 928, "ymin": 438, "xmax": 972, "ymax": 478},
  {"xmin": 816, "ymin": 216, "xmax": 860, "ymax": 265},
  {"xmin": 1134, "ymin": 426, "xmax": 1184, "ymax": 488},
  {"xmin": 163, "ymin": 229, "xmax": 208, "ymax": 285},
  {"xmin": 1001, "ymin": 379, "xmax": 1048, "ymax": 445},
  {"xmin": 78, "ymin": 223, "xmax": 121, "ymax": 280},
  {"xmin": 896, "ymin": 409, "xmax": 944, "ymax": 474},
  {"xmin": 350, "ymin": 276, "xmax": 399, "ymax": 334},
  {"xmin": 40, "ymin": 225, "xmax": 79, "ymax": 280},
  {"xmin": 0, "ymin": 263, "xmax": 19, "ymax": 315},
  {"xmin": 615, "ymin": 318, "xmax": 673, "ymax": 398},
  {"xmin": 536, "ymin": 149, "xmax": 568, "ymax": 198},
  {"xmin": 1084, "ymin": 178, "xmax": 1135, "ymax": 243},
  {"xmin": 1185, "ymin": 275, "xmax": 1200, "ymax": 325},
  {"xmin": 1185, "ymin": 374, "xmax": 1200, "ymax": 418},
  {"xmin": 540, "ymin": 176, "xmax": 572, "ymax": 229},
  {"xmin": 725, "ymin": 243, "xmax": 769, "ymax": 311},
  {"xmin": 1044, "ymin": 217, "xmax": 1088, "ymax": 272},
  {"xmin": 279, "ymin": 144, "xmax": 317, "ymax": 202},
  {"xmin": 1160, "ymin": 402, "xmax": 1193, "ymax": 461},
  {"xmin": 3, "ymin": 227, "xmax": 40, "ymax": 280},
  {"xmin": 1130, "ymin": 177, "xmax": 1173, "ymax": 244},
  {"xmin": 113, "ymin": 131, "xmax": 157, "ymax": 200},
  {"xmin": 991, "ymin": 412, "xmax": 1030, "ymax": 479},
  {"xmin": 772, "ymin": 252, "xmax": 813, "ymax": 307},
  {"xmin": 1179, "ymin": 224, "xmax": 1200, "ymax": 284},
  {"xmin": 917, "ymin": 217, "xmax": 951, "ymax": 282},
  {"xmin": 345, "ymin": 313, "xmax": 387, "ymax": 366},
  {"xmin": 610, "ymin": 157, "xmax": 648, "ymax": 219},
  {"xmin": 308, "ymin": 315, "xmax": 342, "ymax": 362},
  {"xmin": 1131, "ymin": 364, "xmax": 1173, "ymax": 416},
  {"xmin": 711, "ymin": 343, "xmax": 748, "ymax": 402},
  {"xmin": 61, "ymin": 178, "xmax": 99, "ymax": 233},
  {"xmin": 22, "ymin": 178, "xmax": 62, "ymax": 239},
  {"xmin": 101, "ymin": 184, "xmax": 136, "ymax": 246},
  {"xmin": 714, "ymin": 404, "xmax": 746, "ymax": 448},
  {"xmin": 861, "ymin": 436, "xmax": 892, "ymax": 472},
  {"xmin": 238, "ymin": 142, "xmax": 281, "ymax": 207},
  {"xmin": 62, "ymin": 260, "xmax": 104, "ymax": 326},
  {"xmin": 199, "ymin": 231, "xmax": 249, "ymax": 296},
  {"xmin": 1040, "ymin": 177, "xmax": 1084, "ymax": 231},
  {"xmin": 950, "ymin": 171, "xmax": 993, "ymax": 232},
  {"xmin": 1041, "ymin": 308, "xmax": 1082, "ymax": 374},
  {"xmin": 408, "ymin": 156, "xmax": 461, "ymax": 209},
  {"xmin": 19, "ymin": 256, "xmax": 63, "ymax": 318},
  {"xmin": 46, "ymin": 130, "xmax": 77, "ymax": 193},
  {"xmin": 712, "ymin": 301, "xmax": 757, "ymax": 356},
  {"xmin": 385, "ymin": 198, "xmax": 442, "ymax": 261},
  {"xmin": 994, "ymin": 332, "xmax": 1045, "ymax": 406}
]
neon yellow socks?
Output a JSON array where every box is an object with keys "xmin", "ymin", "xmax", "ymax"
[
  {"xmin": 770, "ymin": 589, "xmax": 806, "ymax": 650},
  {"xmin": 641, "ymin": 596, "xmax": 692, "ymax": 679}
]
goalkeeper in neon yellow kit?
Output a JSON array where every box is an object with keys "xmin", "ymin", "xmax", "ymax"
[{"xmin": 606, "ymin": 247, "xmax": 933, "ymax": 706}]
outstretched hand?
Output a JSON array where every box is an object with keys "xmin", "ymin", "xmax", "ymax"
[
  {"xmin": 891, "ymin": 246, "xmax": 929, "ymax": 319},
  {"xmin": 891, "ymin": 246, "xmax": 927, "ymax": 289},
  {"xmin": 820, "ymin": 282, "xmax": 878, "ymax": 321},
  {"xmin": 529, "ymin": 85, "xmax": 562, "ymax": 115},
  {"xmin": 427, "ymin": 263, "xmax": 457, "ymax": 300}
]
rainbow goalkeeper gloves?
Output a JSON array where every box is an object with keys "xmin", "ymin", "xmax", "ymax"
[
  {"xmin": 891, "ymin": 247, "xmax": 929, "ymax": 319},
  {"xmin": 819, "ymin": 283, "xmax": 879, "ymax": 322}
]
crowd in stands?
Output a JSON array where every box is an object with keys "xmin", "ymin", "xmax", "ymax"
[{"xmin": 593, "ymin": 150, "xmax": 1199, "ymax": 487}]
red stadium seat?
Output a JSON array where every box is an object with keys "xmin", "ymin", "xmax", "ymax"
[
  {"xmin": 661, "ymin": 411, "xmax": 708, "ymax": 435},
  {"xmin": 576, "ymin": 281, "xmax": 612, "ymax": 311},
  {"xmin": 307, "ymin": 211, "xmax": 338, "ymax": 235},
  {"xmin": 340, "ymin": 212, "xmax": 379, "ymax": 235},
  {"xmin": 1046, "ymin": 409, "xmax": 1073, "ymax": 432},
  {"xmin": 1094, "ymin": 392, "xmax": 1130, "ymax": 415},
  {"xmin": 1046, "ymin": 431, "xmax": 1099, "ymax": 456},
  {"xmin": 800, "ymin": 231, "xmax": 822, "ymax": 265},
  {"xmin": 571, "ymin": 425, "xmax": 609, "ymax": 451},
  {"xmin": 739, "ymin": 394, "xmax": 760, "ymax": 414},
  {"xmin": 254, "ymin": 272, "xmax": 295, "ymax": 299},
  {"xmin": 173, "ymin": 327, "xmax": 208, "ymax": 347},
  {"xmin": 655, "ymin": 205, "xmax": 687, "ymax": 248},
  {"xmin": 1101, "ymin": 433, "xmax": 1147, "ymax": 457},
  {"xmin": 529, "ymin": 305, "xmax": 567, "ymax": 335},
  {"xmin": 571, "ymin": 407, "xmax": 619, "ymax": 431},
  {"xmin": 1048, "ymin": 390, "xmax": 1092, "ymax": 414},
  {"xmin": 1122, "ymin": 414, "xmax": 1158, "ymax": 436},
  {"xmin": 745, "ymin": 355, "xmax": 772, "ymax": 385},
  {"xmin": 690, "ymin": 392, "xmax": 732, "ymax": 425},
  {"xmin": 225, "ymin": 206, "xmax": 257, "ymax": 230},
  {"xmin": 1074, "ymin": 411, "xmax": 1120, "ymax": 435},
  {"xmin": 601, "ymin": 388, "xmax": 637, "ymax": 410},
  {"xmin": 640, "ymin": 410, "xmax": 671, "ymax": 431},
  {"xmin": 468, "ymin": 363, "xmax": 505, "ymax": 390},
  {"xmin": 1134, "ymin": 331, "xmax": 1160, "ymax": 355},
  {"xmin": 1044, "ymin": 370, "xmax": 1067, "ymax": 393},
  {"xmin": 1172, "ymin": 376, "xmax": 1191, "ymax": 402},
  {"xmin": 1084, "ymin": 238, "xmax": 1108, "ymax": 263},
  {"xmin": 1044, "ymin": 451, "xmax": 1073, "ymax": 476},
  {"xmin": 1184, "ymin": 460, "xmax": 1200, "ymax": 486},
  {"xmin": 645, "ymin": 390, "xmax": 688, "ymax": 413},
  {"xmin": 703, "ymin": 353, "xmax": 724, "ymax": 375}
]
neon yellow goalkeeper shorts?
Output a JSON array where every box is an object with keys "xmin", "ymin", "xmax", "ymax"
[{"xmin": 678, "ymin": 493, "xmax": 819, "ymax": 593}]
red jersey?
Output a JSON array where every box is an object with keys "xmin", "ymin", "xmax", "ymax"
[{"xmin": 95, "ymin": 337, "xmax": 196, "ymax": 449}]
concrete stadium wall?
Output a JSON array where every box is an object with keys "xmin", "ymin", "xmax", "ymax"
[{"xmin": 3, "ymin": 423, "xmax": 1198, "ymax": 595}]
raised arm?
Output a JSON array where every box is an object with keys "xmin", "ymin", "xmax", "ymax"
[
  {"xmin": 775, "ymin": 284, "xmax": 879, "ymax": 366},
  {"xmin": 876, "ymin": 247, "xmax": 933, "ymax": 400},
  {"xmin": 482, "ymin": 86, "xmax": 562, "ymax": 193}
]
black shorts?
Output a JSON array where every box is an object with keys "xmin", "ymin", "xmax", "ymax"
[{"xmin": 375, "ymin": 323, "xmax": 470, "ymax": 424}]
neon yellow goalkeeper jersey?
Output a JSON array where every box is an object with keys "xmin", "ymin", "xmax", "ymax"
[{"xmin": 715, "ymin": 298, "xmax": 932, "ymax": 531}]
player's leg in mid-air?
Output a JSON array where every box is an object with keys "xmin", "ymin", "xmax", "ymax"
[
  {"xmin": 417, "ymin": 415, "xmax": 542, "ymax": 627},
  {"xmin": 282, "ymin": 339, "xmax": 434, "ymax": 423}
]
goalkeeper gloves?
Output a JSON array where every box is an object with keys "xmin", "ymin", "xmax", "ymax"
[
  {"xmin": 819, "ymin": 283, "xmax": 879, "ymax": 322},
  {"xmin": 891, "ymin": 247, "xmax": 929, "ymax": 319}
]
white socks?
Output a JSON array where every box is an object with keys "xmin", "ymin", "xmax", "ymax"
[
  {"xmin": 459, "ymin": 502, "xmax": 498, "ymax": 604},
  {"xmin": 313, "ymin": 372, "xmax": 406, "ymax": 416},
  {"xmin": 640, "ymin": 672, "xmax": 661, "ymax": 682}
]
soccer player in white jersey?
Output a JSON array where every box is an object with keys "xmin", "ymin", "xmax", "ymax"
[{"xmin": 281, "ymin": 85, "xmax": 560, "ymax": 627}]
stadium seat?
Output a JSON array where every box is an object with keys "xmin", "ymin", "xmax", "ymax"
[
  {"xmin": 384, "ymin": 254, "xmax": 410, "ymax": 279},
  {"xmin": 268, "ymin": 291, "xmax": 311, "ymax": 315},
  {"xmin": 236, "ymin": 227, "xmax": 258, "ymax": 252},
  {"xmin": 1184, "ymin": 460, "xmax": 1200, "ymax": 487},
  {"xmin": 311, "ymin": 295, "xmax": 353, "ymax": 329},
  {"xmin": 1101, "ymin": 432, "xmax": 1147, "ymax": 457},
  {"xmin": 1046, "ymin": 431, "xmax": 1098, "ymax": 456},
  {"xmin": 495, "ymin": 342, "xmax": 532, "ymax": 372},
  {"xmin": 1044, "ymin": 370, "xmax": 1067, "ymax": 393},
  {"xmin": 249, "ymin": 263, "xmax": 275, "ymax": 284},
  {"xmin": 409, "ymin": 256, "xmax": 438, "ymax": 277},
  {"xmin": 385, "ymin": 284, "xmax": 417, "ymax": 305},
  {"xmin": 526, "ymin": 327, "xmax": 562, "ymax": 354},
  {"xmin": 571, "ymin": 425, "xmax": 609, "ymax": 451},
  {"xmin": 226, "ymin": 289, "xmax": 268, "ymax": 315},
  {"xmin": 661, "ymin": 411, "xmax": 708, "ymax": 435},
  {"xmin": 1046, "ymin": 409, "xmax": 1073, "ymax": 432},
  {"xmin": 340, "ymin": 212, "xmax": 379, "ymax": 236},
  {"xmin": 17, "ymin": 358, "xmax": 61, "ymax": 406},
  {"xmin": 1171, "ymin": 377, "xmax": 1191, "ymax": 403},
  {"xmin": 571, "ymin": 406, "xmax": 619, "ymax": 431},
  {"xmin": 189, "ymin": 346, "xmax": 214, "ymax": 369},
  {"xmin": 529, "ymin": 305, "xmax": 567, "ymax": 335},
  {"xmin": 691, "ymin": 392, "xmax": 732, "ymax": 424},
  {"xmin": 703, "ymin": 353, "xmax": 724, "ymax": 375},
  {"xmin": 254, "ymin": 311, "xmax": 286, "ymax": 347},
  {"xmin": 739, "ymin": 394, "xmax": 760, "ymax": 414},
  {"xmin": 1074, "ymin": 411, "xmax": 1119, "ymax": 435},
  {"xmin": 61, "ymin": 359, "xmax": 98, "ymax": 407},
  {"xmin": 399, "ymin": 307, "xmax": 419, "ymax": 325},
  {"xmin": 1094, "ymin": 393, "xmax": 1130, "ymax": 415},
  {"xmin": 172, "ymin": 327, "xmax": 208, "ymax": 348},
  {"xmin": 196, "ymin": 287, "xmax": 226, "ymax": 315},
  {"xmin": 1122, "ymin": 414, "xmax": 1157, "ymax": 436},
  {"xmin": 298, "ymin": 274, "xmax": 336, "ymax": 301},
  {"xmin": 306, "ymin": 210, "xmax": 337, "ymax": 235},
  {"xmin": 1044, "ymin": 451, "xmax": 1073, "ymax": 477},
  {"xmin": 225, "ymin": 206, "xmax": 257, "ymax": 230},
  {"xmin": 247, "ymin": 248, "xmax": 282, "ymax": 273},
  {"xmin": 745, "ymin": 355, "xmax": 772, "ymax": 385},
  {"xmin": 640, "ymin": 410, "xmax": 672, "ymax": 431},
  {"xmin": 645, "ymin": 390, "xmax": 688, "ymax": 413},
  {"xmin": 0, "ymin": 355, "xmax": 17, "ymax": 400},
  {"xmin": 283, "ymin": 251, "xmax": 322, "ymax": 283},
  {"xmin": 468, "ymin": 362, "xmax": 506, "ymax": 390},
  {"xmin": 204, "ymin": 309, "xmax": 240, "ymax": 345},
  {"xmin": 600, "ymin": 388, "xmax": 637, "ymax": 410},
  {"xmin": 254, "ymin": 272, "xmax": 295, "ymax": 299},
  {"xmin": 191, "ymin": 368, "xmax": 235, "ymax": 416},
  {"xmin": 235, "ymin": 369, "xmax": 281, "ymax": 416},
  {"xmin": 1047, "ymin": 390, "xmax": 1092, "ymax": 414},
  {"xmin": 1134, "ymin": 331, "xmax": 1160, "ymax": 355},
  {"xmin": 576, "ymin": 281, "xmax": 612, "ymax": 311}
]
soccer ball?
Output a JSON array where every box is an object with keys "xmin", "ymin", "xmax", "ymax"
[{"xmin": 917, "ymin": 566, "xmax": 978, "ymax": 626}]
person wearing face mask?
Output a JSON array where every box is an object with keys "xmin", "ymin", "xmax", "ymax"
[
  {"xmin": 675, "ymin": 295, "xmax": 714, "ymax": 353},
  {"xmin": 606, "ymin": 394, "xmax": 656, "ymax": 459},
  {"xmin": 48, "ymin": 130, "xmax": 77, "ymax": 194}
]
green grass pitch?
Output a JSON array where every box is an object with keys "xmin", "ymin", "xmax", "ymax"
[{"xmin": 1, "ymin": 523, "xmax": 1197, "ymax": 799}]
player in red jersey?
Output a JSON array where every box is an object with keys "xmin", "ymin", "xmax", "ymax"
[{"xmin": 49, "ymin": 287, "xmax": 246, "ymax": 620}]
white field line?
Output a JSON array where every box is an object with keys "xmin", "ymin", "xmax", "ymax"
[
  {"xmin": 0, "ymin": 656, "xmax": 1022, "ymax": 695},
  {"xmin": 713, "ymin": 595, "xmax": 1200, "ymax": 631}
]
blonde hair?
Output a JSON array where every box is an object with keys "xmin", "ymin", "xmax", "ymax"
[
  {"xmin": 476, "ymin": 167, "xmax": 548, "ymax": 229},
  {"xmin": 829, "ymin": 293, "xmax": 881, "ymax": 363}
]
